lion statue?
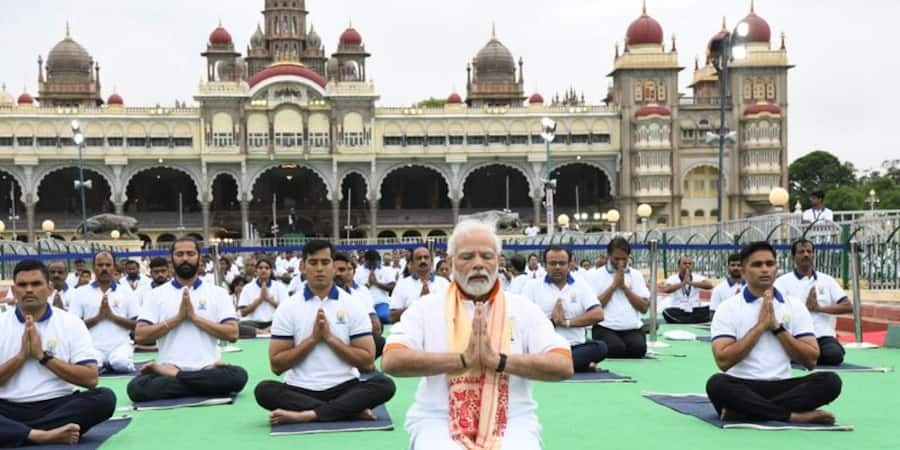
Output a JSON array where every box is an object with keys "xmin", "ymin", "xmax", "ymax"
[
  {"xmin": 76, "ymin": 214, "xmax": 139, "ymax": 239},
  {"xmin": 457, "ymin": 210, "xmax": 520, "ymax": 230}
]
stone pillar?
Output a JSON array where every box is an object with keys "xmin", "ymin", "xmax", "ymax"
[
  {"xmin": 532, "ymin": 193, "xmax": 542, "ymax": 229},
  {"xmin": 201, "ymin": 200, "xmax": 211, "ymax": 241},
  {"xmin": 240, "ymin": 200, "xmax": 250, "ymax": 240},
  {"xmin": 331, "ymin": 198, "xmax": 341, "ymax": 241},
  {"xmin": 114, "ymin": 201, "xmax": 124, "ymax": 216},
  {"xmin": 451, "ymin": 197, "xmax": 461, "ymax": 225},
  {"xmin": 368, "ymin": 198, "xmax": 378, "ymax": 241},
  {"xmin": 25, "ymin": 201, "xmax": 36, "ymax": 243}
]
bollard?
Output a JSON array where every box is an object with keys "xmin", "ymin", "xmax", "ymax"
[
  {"xmin": 210, "ymin": 243, "xmax": 222, "ymax": 288},
  {"xmin": 845, "ymin": 240, "xmax": 878, "ymax": 349},
  {"xmin": 647, "ymin": 239, "xmax": 669, "ymax": 348}
]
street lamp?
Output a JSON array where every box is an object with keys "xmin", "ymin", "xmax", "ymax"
[
  {"xmin": 606, "ymin": 209, "xmax": 620, "ymax": 234},
  {"xmin": 41, "ymin": 219, "xmax": 55, "ymax": 239},
  {"xmin": 867, "ymin": 189, "xmax": 879, "ymax": 214},
  {"xmin": 768, "ymin": 187, "xmax": 789, "ymax": 212},
  {"xmin": 0, "ymin": 220, "xmax": 5, "ymax": 237},
  {"xmin": 557, "ymin": 214, "xmax": 570, "ymax": 232},
  {"xmin": 540, "ymin": 117, "xmax": 557, "ymax": 236},
  {"xmin": 637, "ymin": 203, "xmax": 653, "ymax": 235},
  {"xmin": 6, "ymin": 181, "xmax": 19, "ymax": 241},
  {"xmin": 110, "ymin": 230, "xmax": 120, "ymax": 240},
  {"xmin": 794, "ymin": 200, "xmax": 803, "ymax": 214},
  {"xmin": 71, "ymin": 120, "xmax": 91, "ymax": 241},
  {"xmin": 707, "ymin": 18, "xmax": 751, "ymax": 243}
]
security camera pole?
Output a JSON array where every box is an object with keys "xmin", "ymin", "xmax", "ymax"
[
  {"xmin": 541, "ymin": 117, "xmax": 557, "ymax": 237},
  {"xmin": 71, "ymin": 120, "xmax": 91, "ymax": 241}
]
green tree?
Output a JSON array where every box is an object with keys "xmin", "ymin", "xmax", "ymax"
[
  {"xmin": 788, "ymin": 150, "xmax": 857, "ymax": 208},
  {"xmin": 417, "ymin": 97, "xmax": 446, "ymax": 108},
  {"xmin": 824, "ymin": 186, "xmax": 865, "ymax": 211}
]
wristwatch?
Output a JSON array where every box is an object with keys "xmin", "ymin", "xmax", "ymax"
[
  {"xmin": 772, "ymin": 324, "xmax": 787, "ymax": 335},
  {"xmin": 39, "ymin": 351, "xmax": 55, "ymax": 366}
]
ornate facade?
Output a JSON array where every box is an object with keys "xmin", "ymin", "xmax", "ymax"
[{"xmin": 0, "ymin": 2, "xmax": 790, "ymax": 244}]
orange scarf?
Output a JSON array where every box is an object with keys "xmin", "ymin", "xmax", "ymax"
[{"xmin": 445, "ymin": 280, "xmax": 511, "ymax": 450}]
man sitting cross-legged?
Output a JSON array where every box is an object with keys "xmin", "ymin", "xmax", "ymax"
[
  {"xmin": 127, "ymin": 237, "xmax": 248, "ymax": 403},
  {"xmin": 706, "ymin": 241, "xmax": 842, "ymax": 425},
  {"xmin": 522, "ymin": 245, "xmax": 607, "ymax": 372},
  {"xmin": 255, "ymin": 240, "xmax": 396, "ymax": 425},
  {"xmin": 0, "ymin": 260, "xmax": 115, "ymax": 447}
]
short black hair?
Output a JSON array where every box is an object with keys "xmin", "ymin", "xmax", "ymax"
[
  {"xmin": 364, "ymin": 250, "xmax": 380, "ymax": 261},
  {"xmin": 149, "ymin": 257, "xmax": 168, "ymax": 269},
  {"xmin": 228, "ymin": 276, "xmax": 247, "ymax": 295},
  {"xmin": 509, "ymin": 254, "xmax": 526, "ymax": 272},
  {"xmin": 170, "ymin": 236, "xmax": 201, "ymax": 257},
  {"xmin": 80, "ymin": 269, "xmax": 93, "ymax": 276},
  {"xmin": 543, "ymin": 245, "xmax": 570, "ymax": 262},
  {"xmin": 739, "ymin": 241, "xmax": 777, "ymax": 265},
  {"xmin": 303, "ymin": 240, "xmax": 334, "ymax": 260},
  {"xmin": 727, "ymin": 253, "xmax": 741, "ymax": 264},
  {"xmin": 580, "ymin": 259, "xmax": 591, "ymax": 266},
  {"xmin": 436, "ymin": 259, "xmax": 449, "ymax": 270},
  {"xmin": 790, "ymin": 239, "xmax": 815, "ymax": 256},
  {"xmin": 810, "ymin": 190, "xmax": 825, "ymax": 199},
  {"xmin": 124, "ymin": 259, "xmax": 139, "ymax": 268},
  {"xmin": 607, "ymin": 237, "xmax": 631, "ymax": 256},
  {"xmin": 73, "ymin": 258, "xmax": 86, "ymax": 265},
  {"xmin": 527, "ymin": 253, "xmax": 538, "ymax": 261},
  {"xmin": 411, "ymin": 244, "xmax": 431, "ymax": 255},
  {"xmin": 333, "ymin": 252, "xmax": 351, "ymax": 264},
  {"xmin": 13, "ymin": 259, "xmax": 49, "ymax": 283}
]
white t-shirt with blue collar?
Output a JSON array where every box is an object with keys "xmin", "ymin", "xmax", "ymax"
[
  {"xmin": 271, "ymin": 284, "xmax": 372, "ymax": 391},
  {"xmin": 521, "ymin": 273, "xmax": 601, "ymax": 345},
  {"xmin": 664, "ymin": 273, "xmax": 708, "ymax": 312},
  {"xmin": 711, "ymin": 287, "xmax": 815, "ymax": 380},
  {"xmin": 237, "ymin": 278, "xmax": 290, "ymax": 322},
  {"xmin": 710, "ymin": 278, "xmax": 746, "ymax": 312},
  {"xmin": 69, "ymin": 281, "xmax": 140, "ymax": 353},
  {"xmin": 389, "ymin": 273, "xmax": 450, "ymax": 311},
  {"xmin": 137, "ymin": 278, "xmax": 238, "ymax": 371},
  {"xmin": 0, "ymin": 306, "xmax": 97, "ymax": 402},
  {"xmin": 354, "ymin": 264, "xmax": 395, "ymax": 306}
]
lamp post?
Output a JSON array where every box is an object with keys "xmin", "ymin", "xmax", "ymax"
[
  {"xmin": 707, "ymin": 19, "xmax": 750, "ymax": 243},
  {"xmin": 768, "ymin": 187, "xmax": 789, "ymax": 213},
  {"xmin": 41, "ymin": 219, "xmax": 55, "ymax": 240},
  {"xmin": 344, "ymin": 188, "xmax": 354, "ymax": 241},
  {"xmin": 637, "ymin": 203, "xmax": 652, "ymax": 238},
  {"xmin": 7, "ymin": 181, "xmax": 18, "ymax": 241},
  {"xmin": 71, "ymin": 120, "xmax": 91, "ymax": 241},
  {"xmin": 606, "ymin": 209, "xmax": 620, "ymax": 234},
  {"xmin": 867, "ymin": 189, "xmax": 879, "ymax": 214},
  {"xmin": 540, "ymin": 117, "xmax": 557, "ymax": 237},
  {"xmin": 557, "ymin": 214, "xmax": 570, "ymax": 233},
  {"xmin": 110, "ymin": 230, "xmax": 120, "ymax": 240}
]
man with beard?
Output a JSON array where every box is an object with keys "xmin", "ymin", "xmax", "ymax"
[
  {"xmin": 522, "ymin": 245, "xmax": 607, "ymax": 373},
  {"xmin": 127, "ymin": 237, "xmax": 248, "ymax": 402},
  {"xmin": 0, "ymin": 259, "xmax": 116, "ymax": 447},
  {"xmin": 255, "ymin": 240, "xmax": 396, "ymax": 425},
  {"xmin": 707, "ymin": 241, "xmax": 842, "ymax": 425},
  {"xmin": 389, "ymin": 246, "xmax": 450, "ymax": 323},
  {"xmin": 383, "ymin": 221, "xmax": 572, "ymax": 449},
  {"xmin": 47, "ymin": 261, "xmax": 72, "ymax": 311},
  {"xmin": 119, "ymin": 260, "xmax": 151, "ymax": 297},
  {"xmin": 774, "ymin": 240, "xmax": 851, "ymax": 366},
  {"xmin": 710, "ymin": 254, "xmax": 746, "ymax": 317},
  {"xmin": 333, "ymin": 253, "xmax": 384, "ymax": 359},
  {"xmin": 68, "ymin": 253, "xmax": 140, "ymax": 374},
  {"xmin": 237, "ymin": 258, "xmax": 289, "ymax": 338}
]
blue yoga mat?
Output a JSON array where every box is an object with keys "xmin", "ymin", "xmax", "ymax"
[
  {"xmin": 696, "ymin": 336, "xmax": 713, "ymax": 342},
  {"xmin": 36, "ymin": 417, "xmax": 131, "ymax": 450},
  {"xmin": 270, "ymin": 404, "xmax": 393, "ymax": 436},
  {"xmin": 99, "ymin": 361, "xmax": 150, "ymax": 379},
  {"xmin": 643, "ymin": 392, "xmax": 853, "ymax": 431},
  {"xmin": 791, "ymin": 362, "xmax": 893, "ymax": 373},
  {"xmin": 566, "ymin": 369, "xmax": 635, "ymax": 383},
  {"xmin": 124, "ymin": 394, "xmax": 236, "ymax": 411}
]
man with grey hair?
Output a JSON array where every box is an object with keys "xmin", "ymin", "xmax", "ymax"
[{"xmin": 384, "ymin": 220, "xmax": 572, "ymax": 450}]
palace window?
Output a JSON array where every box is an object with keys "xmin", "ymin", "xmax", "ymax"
[
  {"xmin": 591, "ymin": 133, "xmax": 611, "ymax": 144},
  {"xmin": 85, "ymin": 137, "xmax": 104, "ymax": 147},
  {"xmin": 405, "ymin": 136, "xmax": 424, "ymax": 146},
  {"xmin": 274, "ymin": 132, "xmax": 302, "ymax": 148},
  {"xmin": 449, "ymin": 136, "xmax": 464, "ymax": 145},
  {"xmin": 426, "ymin": 136, "xmax": 446, "ymax": 146},
  {"xmin": 107, "ymin": 137, "xmax": 123, "ymax": 147},
  {"xmin": 309, "ymin": 132, "xmax": 329, "ymax": 148},
  {"xmin": 383, "ymin": 136, "xmax": 403, "ymax": 146},
  {"xmin": 509, "ymin": 135, "xmax": 529, "ymax": 145},
  {"xmin": 344, "ymin": 132, "xmax": 367, "ymax": 147},
  {"xmin": 467, "ymin": 136, "xmax": 485, "ymax": 146},
  {"xmin": 16, "ymin": 137, "xmax": 33, "ymax": 146},
  {"xmin": 150, "ymin": 137, "xmax": 170, "ymax": 147},
  {"xmin": 248, "ymin": 133, "xmax": 269, "ymax": 148},
  {"xmin": 0, "ymin": 137, "xmax": 12, "ymax": 146},
  {"xmin": 487, "ymin": 135, "xmax": 507, "ymax": 145},
  {"xmin": 173, "ymin": 138, "xmax": 193, "ymax": 147},
  {"xmin": 211, "ymin": 133, "xmax": 234, "ymax": 147},
  {"xmin": 570, "ymin": 134, "xmax": 589, "ymax": 144},
  {"xmin": 36, "ymin": 137, "xmax": 57, "ymax": 147}
]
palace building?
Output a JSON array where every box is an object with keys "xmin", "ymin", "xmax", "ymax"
[{"xmin": 0, "ymin": 1, "xmax": 790, "ymax": 244}]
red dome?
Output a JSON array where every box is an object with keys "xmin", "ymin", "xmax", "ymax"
[
  {"xmin": 447, "ymin": 92, "xmax": 462, "ymax": 104},
  {"xmin": 743, "ymin": 102, "xmax": 781, "ymax": 116},
  {"xmin": 248, "ymin": 64, "xmax": 327, "ymax": 89},
  {"xmin": 209, "ymin": 26, "xmax": 232, "ymax": 45},
  {"xmin": 740, "ymin": 12, "xmax": 771, "ymax": 43},
  {"xmin": 339, "ymin": 27, "xmax": 363, "ymax": 46},
  {"xmin": 626, "ymin": 14, "xmax": 664, "ymax": 46},
  {"xmin": 17, "ymin": 92, "xmax": 33, "ymax": 105},
  {"xmin": 107, "ymin": 93, "xmax": 123, "ymax": 105},
  {"xmin": 529, "ymin": 93, "xmax": 544, "ymax": 105},
  {"xmin": 634, "ymin": 104, "xmax": 671, "ymax": 118}
]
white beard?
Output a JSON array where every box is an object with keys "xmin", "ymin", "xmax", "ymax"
[{"xmin": 454, "ymin": 268, "xmax": 497, "ymax": 297}]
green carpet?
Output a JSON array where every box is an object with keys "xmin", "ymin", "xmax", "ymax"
[{"xmin": 98, "ymin": 326, "xmax": 900, "ymax": 450}]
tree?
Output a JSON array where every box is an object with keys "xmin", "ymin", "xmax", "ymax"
[
  {"xmin": 417, "ymin": 97, "xmax": 446, "ymax": 108},
  {"xmin": 788, "ymin": 150, "xmax": 857, "ymax": 208},
  {"xmin": 824, "ymin": 186, "xmax": 865, "ymax": 211}
]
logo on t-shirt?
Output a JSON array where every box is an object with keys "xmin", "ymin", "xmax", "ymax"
[
  {"xmin": 45, "ymin": 339, "xmax": 58, "ymax": 356},
  {"xmin": 198, "ymin": 298, "xmax": 208, "ymax": 310},
  {"xmin": 336, "ymin": 309, "xmax": 347, "ymax": 325}
]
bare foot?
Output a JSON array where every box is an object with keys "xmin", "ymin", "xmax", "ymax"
[
  {"xmin": 141, "ymin": 362, "xmax": 179, "ymax": 377},
  {"xmin": 720, "ymin": 408, "xmax": 749, "ymax": 422},
  {"xmin": 260, "ymin": 327, "xmax": 271, "ymax": 335},
  {"xmin": 790, "ymin": 410, "xmax": 836, "ymax": 425},
  {"xmin": 28, "ymin": 424, "xmax": 80, "ymax": 445},
  {"xmin": 588, "ymin": 362, "xmax": 597, "ymax": 371},
  {"xmin": 359, "ymin": 408, "xmax": 377, "ymax": 421},
  {"xmin": 270, "ymin": 409, "xmax": 318, "ymax": 425}
]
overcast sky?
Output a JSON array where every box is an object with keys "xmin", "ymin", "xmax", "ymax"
[{"xmin": 1, "ymin": 0, "xmax": 895, "ymax": 170}]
